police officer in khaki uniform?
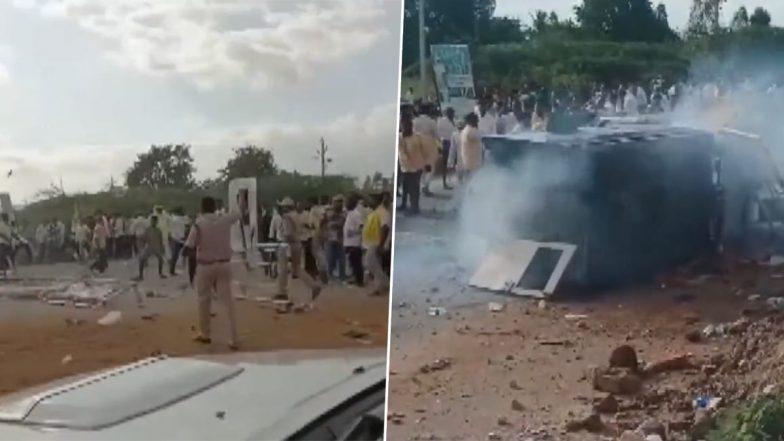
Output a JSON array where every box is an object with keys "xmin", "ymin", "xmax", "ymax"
[{"xmin": 275, "ymin": 197, "xmax": 322, "ymax": 302}]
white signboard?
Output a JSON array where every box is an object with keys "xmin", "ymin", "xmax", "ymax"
[
  {"xmin": 227, "ymin": 178, "xmax": 258, "ymax": 261},
  {"xmin": 431, "ymin": 44, "xmax": 477, "ymax": 118}
]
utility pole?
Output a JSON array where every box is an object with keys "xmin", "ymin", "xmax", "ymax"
[
  {"xmin": 418, "ymin": 0, "xmax": 426, "ymax": 97},
  {"xmin": 315, "ymin": 137, "xmax": 332, "ymax": 179}
]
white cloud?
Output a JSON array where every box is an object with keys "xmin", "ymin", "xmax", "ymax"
[
  {"xmin": 14, "ymin": 0, "xmax": 392, "ymax": 90},
  {"xmin": 0, "ymin": 103, "xmax": 398, "ymax": 203}
]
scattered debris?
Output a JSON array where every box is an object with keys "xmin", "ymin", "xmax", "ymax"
[
  {"xmin": 419, "ymin": 358, "xmax": 452, "ymax": 374},
  {"xmin": 487, "ymin": 302, "xmax": 505, "ymax": 312},
  {"xmin": 538, "ymin": 300, "xmax": 547, "ymax": 309},
  {"xmin": 343, "ymin": 329, "xmax": 370, "ymax": 340},
  {"xmin": 140, "ymin": 313, "xmax": 158, "ymax": 321},
  {"xmin": 643, "ymin": 354, "xmax": 694, "ymax": 375},
  {"xmin": 215, "ymin": 411, "xmax": 226, "ymax": 420},
  {"xmin": 565, "ymin": 413, "xmax": 604, "ymax": 433},
  {"xmin": 564, "ymin": 313, "xmax": 588, "ymax": 320},
  {"xmin": 274, "ymin": 300, "xmax": 293, "ymax": 314},
  {"xmin": 594, "ymin": 394, "xmax": 619, "ymax": 414},
  {"xmin": 97, "ymin": 310, "xmax": 122, "ymax": 326},
  {"xmin": 685, "ymin": 329, "xmax": 702, "ymax": 343},
  {"xmin": 766, "ymin": 297, "xmax": 784, "ymax": 310},
  {"xmin": 592, "ymin": 367, "xmax": 643, "ymax": 395},
  {"xmin": 539, "ymin": 340, "xmax": 571, "ymax": 346},
  {"xmin": 428, "ymin": 306, "xmax": 447, "ymax": 316},
  {"xmin": 511, "ymin": 399, "xmax": 524, "ymax": 412},
  {"xmin": 61, "ymin": 354, "xmax": 72, "ymax": 365}
]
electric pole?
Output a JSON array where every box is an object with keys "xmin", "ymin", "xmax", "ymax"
[
  {"xmin": 418, "ymin": 0, "xmax": 426, "ymax": 97},
  {"xmin": 315, "ymin": 137, "xmax": 332, "ymax": 179}
]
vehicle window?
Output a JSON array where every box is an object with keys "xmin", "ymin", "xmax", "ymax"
[{"xmin": 286, "ymin": 383, "xmax": 385, "ymax": 441}]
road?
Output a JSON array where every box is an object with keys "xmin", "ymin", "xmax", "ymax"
[
  {"xmin": 0, "ymin": 259, "xmax": 389, "ymax": 396},
  {"xmin": 386, "ymin": 186, "xmax": 780, "ymax": 441}
]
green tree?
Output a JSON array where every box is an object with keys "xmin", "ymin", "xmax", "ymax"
[
  {"xmin": 218, "ymin": 145, "xmax": 277, "ymax": 182},
  {"xmin": 125, "ymin": 144, "xmax": 195, "ymax": 189},
  {"xmin": 401, "ymin": 0, "xmax": 497, "ymax": 68},
  {"xmin": 687, "ymin": 0, "xmax": 727, "ymax": 36},
  {"xmin": 731, "ymin": 6, "xmax": 749, "ymax": 29},
  {"xmin": 750, "ymin": 7, "xmax": 772, "ymax": 27},
  {"xmin": 574, "ymin": 0, "xmax": 677, "ymax": 42}
]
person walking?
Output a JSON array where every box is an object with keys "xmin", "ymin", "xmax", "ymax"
[
  {"xmin": 398, "ymin": 114, "xmax": 426, "ymax": 215},
  {"xmin": 185, "ymin": 196, "xmax": 248, "ymax": 350},
  {"xmin": 436, "ymin": 107, "xmax": 456, "ymax": 190},
  {"xmin": 136, "ymin": 215, "xmax": 167, "ymax": 281},
  {"xmin": 460, "ymin": 112, "xmax": 483, "ymax": 182},
  {"xmin": 169, "ymin": 207, "xmax": 187, "ymax": 276},
  {"xmin": 90, "ymin": 217, "xmax": 109, "ymax": 274},
  {"xmin": 275, "ymin": 197, "xmax": 322, "ymax": 302},
  {"xmin": 362, "ymin": 193, "xmax": 390, "ymax": 296},
  {"xmin": 343, "ymin": 194, "xmax": 365, "ymax": 286},
  {"xmin": 324, "ymin": 195, "xmax": 347, "ymax": 282}
]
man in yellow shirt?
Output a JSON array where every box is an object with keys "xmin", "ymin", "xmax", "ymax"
[{"xmin": 362, "ymin": 193, "xmax": 390, "ymax": 296}]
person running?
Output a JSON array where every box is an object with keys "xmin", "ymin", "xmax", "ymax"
[
  {"xmin": 185, "ymin": 196, "xmax": 248, "ymax": 350},
  {"xmin": 136, "ymin": 215, "xmax": 166, "ymax": 281},
  {"xmin": 276, "ymin": 197, "xmax": 322, "ymax": 301}
]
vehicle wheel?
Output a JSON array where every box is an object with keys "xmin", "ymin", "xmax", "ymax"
[{"xmin": 14, "ymin": 245, "xmax": 32, "ymax": 266}]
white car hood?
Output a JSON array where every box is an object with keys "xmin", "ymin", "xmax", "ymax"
[{"xmin": 0, "ymin": 349, "xmax": 386, "ymax": 440}]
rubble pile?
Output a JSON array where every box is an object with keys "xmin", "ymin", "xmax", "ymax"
[
  {"xmin": 565, "ymin": 308, "xmax": 784, "ymax": 441},
  {"xmin": 0, "ymin": 278, "xmax": 124, "ymax": 308}
]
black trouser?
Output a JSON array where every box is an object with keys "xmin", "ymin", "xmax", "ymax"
[
  {"xmin": 169, "ymin": 240, "xmax": 184, "ymax": 275},
  {"xmin": 400, "ymin": 170, "xmax": 422, "ymax": 213},
  {"xmin": 382, "ymin": 249, "xmax": 391, "ymax": 276},
  {"xmin": 186, "ymin": 248, "xmax": 197, "ymax": 285},
  {"xmin": 303, "ymin": 239, "xmax": 317, "ymax": 277},
  {"xmin": 90, "ymin": 249, "xmax": 108, "ymax": 273},
  {"xmin": 441, "ymin": 140, "xmax": 451, "ymax": 186},
  {"xmin": 139, "ymin": 248, "xmax": 164, "ymax": 279},
  {"xmin": 346, "ymin": 246, "xmax": 364, "ymax": 286}
]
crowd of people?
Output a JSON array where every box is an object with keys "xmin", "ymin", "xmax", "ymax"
[
  {"xmin": 0, "ymin": 189, "xmax": 392, "ymax": 349},
  {"xmin": 397, "ymin": 78, "xmax": 698, "ymax": 214}
]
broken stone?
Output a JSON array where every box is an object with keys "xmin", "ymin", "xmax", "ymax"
[
  {"xmin": 643, "ymin": 354, "xmax": 694, "ymax": 375},
  {"xmin": 497, "ymin": 416, "xmax": 510, "ymax": 426},
  {"xmin": 343, "ymin": 329, "xmax": 369, "ymax": 340},
  {"xmin": 565, "ymin": 413, "xmax": 604, "ymax": 433},
  {"xmin": 690, "ymin": 409, "xmax": 713, "ymax": 438},
  {"xmin": 619, "ymin": 431, "xmax": 646, "ymax": 441},
  {"xmin": 594, "ymin": 394, "xmax": 619, "ymax": 414},
  {"xmin": 637, "ymin": 418, "xmax": 666, "ymax": 440},
  {"xmin": 488, "ymin": 302, "xmax": 505, "ymax": 312},
  {"xmin": 419, "ymin": 358, "xmax": 452, "ymax": 374},
  {"xmin": 509, "ymin": 380, "xmax": 522, "ymax": 390},
  {"xmin": 487, "ymin": 432, "xmax": 501, "ymax": 441},
  {"xmin": 592, "ymin": 367, "xmax": 643, "ymax": 395},
  {"xmin": 97, "ymin": 310, "xmax": 122, "ymax": 326},
  {"xmin": 728, "ymin": 317, "xmax": 750, "ymax": 334},
  {"xmin": 684, "ymin": 330, "xmax": 702, "ymax": 343},
  {"xmin": 609, "ymin": 345, "xmax": 639, "ymax": 371},
  {"xmin": 511, "ymin": 399, "xmax": 524, "ymax": 412},
  {"xmin": 61, "ymin": 354, "xmax": 73, "ymax": 365}
]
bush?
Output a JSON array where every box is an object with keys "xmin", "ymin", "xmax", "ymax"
[{"xmin": 709, "ymin": 395, "xmax": 784, "ymax": 441}]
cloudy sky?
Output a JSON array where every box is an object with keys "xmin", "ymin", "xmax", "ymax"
[
  {"xmin": 496, "ymin": 0, "xmax": 784, "ymax": 29},
  {"xmin": 0, "ymin": 0, "xmax": 402, "ymax": 203}
]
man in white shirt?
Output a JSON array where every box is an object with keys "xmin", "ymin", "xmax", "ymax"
[
  {"xmin": 343, "ymin": 194, "xmax": 365, "ymax": 286},
  {"xmin": 130, "ymin": 213, "xmax": 148, "ymax": 259},
  {"xmin": 152, "ymin": 206, "xmax": 172, "ymax": 262},
  {"xmin": 448, "ymin": 120, "xmax": 465, "ymax": 183},
  {"xmin": 478, "ymin": 102, "xmax": 497, "ymax": 136},
  {"xmin": 435, "ymin": 107, "xmax": 456, "ymax": 190},
  {"xmin": 168, "ymin": 207, "xmax": 188, "ymax": 276},
  {"xmin": 35, "ymin": 223, "xmax": 47, "ymax": 263},
  {"xmin": 269, "ymin": 206, "xmax": 283, "ymax": 242}
]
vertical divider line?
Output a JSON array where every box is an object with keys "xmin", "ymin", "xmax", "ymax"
[{"xmin": 384, "ymin": 0, "xmax": 408, "ymax": 438}]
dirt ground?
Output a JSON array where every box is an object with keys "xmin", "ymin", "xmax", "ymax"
[
  {"xmin": 0, "ymin": 260, "xmax": 388, "ymax": 396},
  {"xmin": 386, "ymin": 191, "xmax": 784, "ymax": 441}
]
